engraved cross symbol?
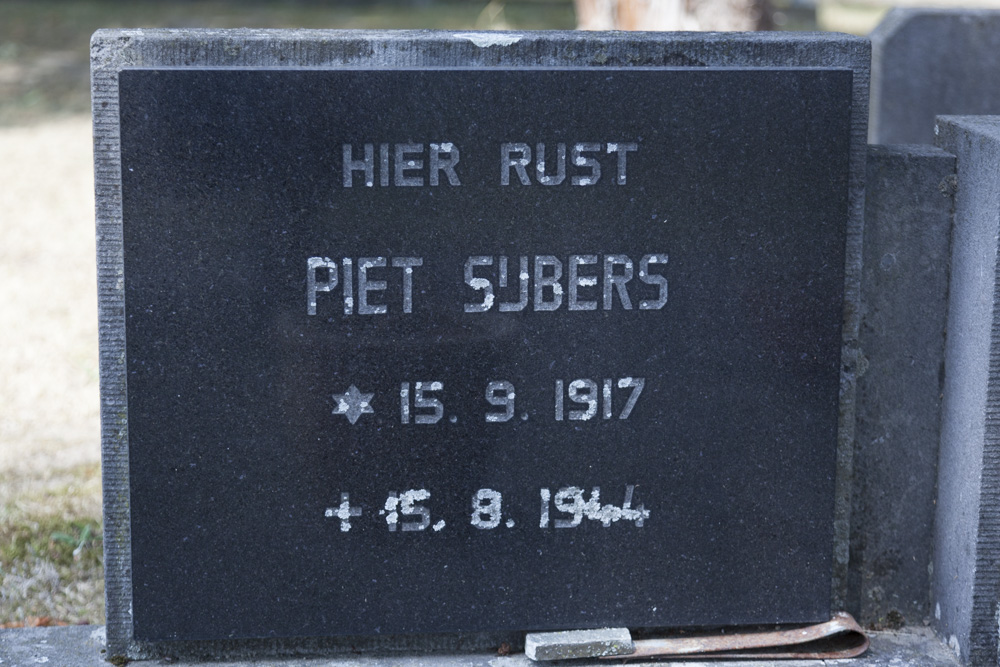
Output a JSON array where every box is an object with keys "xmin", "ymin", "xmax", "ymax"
[
  {"xmin": 325, "ymin": 492, "xmax": 362, "ymax": 532},
  {"xmin": 332, "ymin": 384, "xmax": 374, "ymax": 424}
]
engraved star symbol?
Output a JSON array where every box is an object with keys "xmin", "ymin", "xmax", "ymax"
[{"xmin": 332, "ymin": 384, "xmax": 375, "ymax": 425}]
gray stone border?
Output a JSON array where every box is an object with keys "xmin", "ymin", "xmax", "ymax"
[
  {"xmin": 0, "ymin": 625, "xmax": 965, "ymax": 666},
  {"xmin": 91, "ymin": 29, "xmax": 869, "ymax": 662}
]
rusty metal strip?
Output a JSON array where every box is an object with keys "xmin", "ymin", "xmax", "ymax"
[{"xmin": 601, "ymin": 612, "xmax": 869, "ymax": 661}]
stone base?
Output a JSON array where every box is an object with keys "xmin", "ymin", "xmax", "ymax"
[{"xmin": 0, "ymin": 625, "xmax": 962, "ymax": 666}]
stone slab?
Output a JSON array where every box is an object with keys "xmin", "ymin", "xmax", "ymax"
[
  {"xmin": 0, "ymin": 625, "xmax": 964, "ymax": 666},
  {"xmin": 524, "ymin": 628, "xmax": 633, "ymax": 660},
  {"xmin": 851, "ymin": 144, "xmax": 956, "ymax": 627},
  {"xmin": 0, "ymin": 626, "xmax": 109, "ymax": 667},
  {"xmin": 121, "ymin": 65, "xmax": 849, "ymax": 642},
  {"xmin": 870, "ymin": 9, "xmax": 1000, "ymax": 144},
  {"xmin": 92, "ymin": 29, "xmax": 870, "ymax": 661},
  {"xmin": 933, "ymin": 116, "xmax": 1000, "ymax": 666}
]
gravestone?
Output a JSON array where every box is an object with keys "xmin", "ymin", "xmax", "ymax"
[
  {"xmin": 92, "ymin": 30, "xmax": 869, "ymax": 662},
  {"xmin": 851, "ymin": 144, "xmax": 955, "ymax": 627},
  {"xmin": 933, "ymin": 116, "xmax": 1000, "ymax": 667},
  {"xmin": 870, "ymin": 9, "xmax": 1000, "ymax": 145}
]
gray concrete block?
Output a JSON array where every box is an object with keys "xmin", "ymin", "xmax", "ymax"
[
  {"xmin": 524, "ymin": 628, "xmax": 633, "ymax": 661},
  {"xmin": 871, "ymin": 10, "xmax": 1000, "ymax": 145},
  {"xmin": 0, "ymin": 626, "xmax": 108, "ymax": 667},
  {"xmin": 852, "ymin": 144, "xmax": 956, "ymax": 627},
  {"xmin": 934, "ymin": 116, "xmax": 1000, "ymax": 666}
]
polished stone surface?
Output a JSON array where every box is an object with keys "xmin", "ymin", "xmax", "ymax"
[{"xmin": 116, "ymin": 67, "xmax": 851, "ymax": 642}]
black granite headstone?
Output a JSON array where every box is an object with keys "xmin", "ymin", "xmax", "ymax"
[{"xmin": 117, "ymin": 66, "xmax": 851, "ymax": 641}]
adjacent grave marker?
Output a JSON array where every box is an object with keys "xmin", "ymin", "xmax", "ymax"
[
  {"xmin": 870, "ymin": 9, "xmax": 1000, "ymax": 144},
  {"xmin": 93, "ymin": 30, "xmax": 870, "ymax": 660},
  {"xmin": 933, "ymin": 116, "xmax": 1000, "ymax": 666},
  {"xmin": 851, "ymin": 144, "xmax": 955, "ymax": 626}
]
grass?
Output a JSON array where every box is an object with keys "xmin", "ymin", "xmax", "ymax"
[
  {"xmin": 0, "ymin": 518, "xmax": 104, "ymax": 626},
  {"xmin": 3, "ymin": 518, "xmax": 102, "ymax": 569},
  {"xmin": 0, "ymin": 463, "xmax": 104, "ymax": 625}
]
